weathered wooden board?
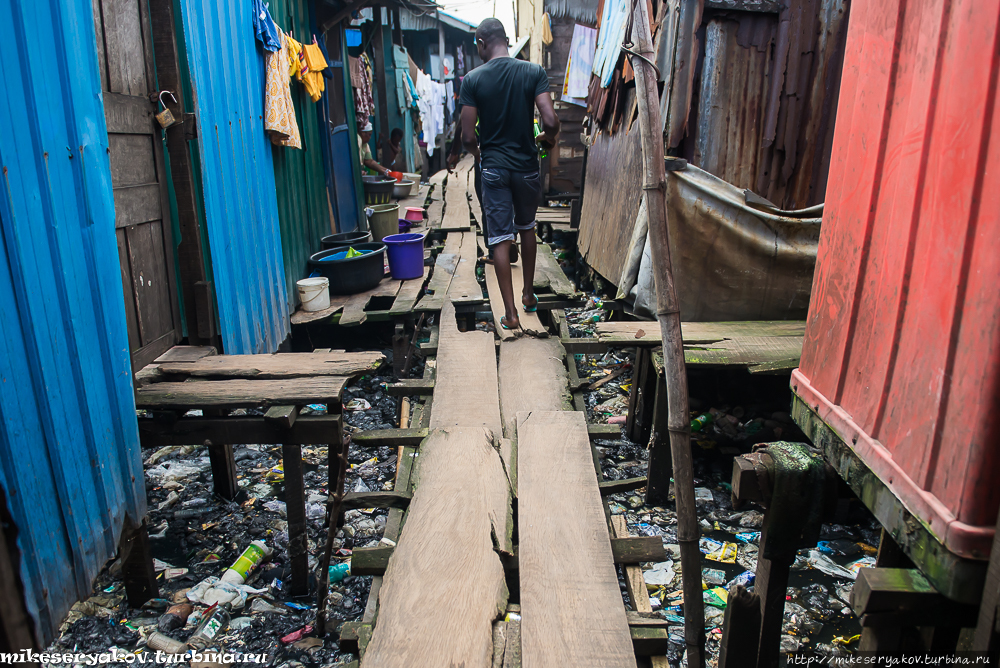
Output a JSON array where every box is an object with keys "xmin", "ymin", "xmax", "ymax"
[
  {"xmin": 497, "ymin": 338, "xmax": 571, "ymax": 439},
  {"xmin": 485, "ymin": 261, "xmax": 543, "ymax": 338},
  {"xmin": 428, "ymin": 302, "xmax": 502, "ymax": 433},
  {"xmin": 534, "ymin": 243, "xmax": 576, "ymax": 297},
  {"xmin": 388, "ymin": 266, "xmax": 431, "ymax": 315},
  {"xmin": 363, "ymin": 427, "xmax": 511, "ymax": 668},
  {"xmin": 415, "ymin": 233, "xmax": 462, "ymax": 311},
  {"xmin": 517, "ymin": 411, "xmax": 636, "ymax": 668},
  {"xmin": 448, "ymin": 232, "xmax": 484, "ymax": 303},
  {"xmin": 289, "ymin": 293, "xmax": 352, "ymax": 325},
  {"xmin": 158, "ymin": 351, "xmax": 384, "ymax": 379},
  {"xmin": 154, "ymin": 346, "xmax": 217, "ymax": 363},
  {"xmin": 340, "ymin": 278, "xmax": 403, "ymax": 326},
  {"xmin": 595, "ymin": 320, "xmax": 807, "ymax": 344},
  {"xmin": 135, "ymin": 377, "xmax": 346, "ymax": 409}
]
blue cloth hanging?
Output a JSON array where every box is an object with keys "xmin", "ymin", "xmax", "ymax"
[{"xmin": 253, "ymin": 0, "xmax": 281, "ymax": 52}]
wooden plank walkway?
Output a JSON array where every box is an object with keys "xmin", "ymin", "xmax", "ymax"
[
  {"xmin": 516, "ymin": 411, "xmax": 636, "ymax": 668},
  {"xmin": 428, "ymin": 301, "xmax": 502, "ymax": 432},
  {"xmin": 157, "ymin": 351, "xmax": 383, "ymax": 379},
  {"xmin": 497, "ymin": 337, "xmax": 571, "ymax": 439},
  {"xmin": 362, "ymin": 428, "xmax": 511, "ymax": 668},
  {"xmin": 594, "ymin": 320, "xmax": 806, "ymax": 344},
  {"xmin": 290, "ymin": 273, "xmax": 427, "ymax": 326},
  {"xmin": 484, "ymin": 261, "xmax": 543, "ymax": 338}
]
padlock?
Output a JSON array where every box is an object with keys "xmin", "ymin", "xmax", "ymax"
[{"xmin": 155, "ymin": 91, "xmax": 178, "ymax": 128}]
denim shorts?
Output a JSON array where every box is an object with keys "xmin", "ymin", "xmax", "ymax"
[{"xmin": 480, "ymin": 167, "xmax": 541, "ymax": 246}]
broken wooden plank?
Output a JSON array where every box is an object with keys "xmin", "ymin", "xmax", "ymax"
[
  {"xmin": 363, "ymin": 427, "xmax": 511, "ymax": 668},
  {"xmin": 600, "ymin": 477, "xmax": 649, "ymax": 496},
  {"xmin": 153, "ymin": 345, "xmax": 217, "ymax": 363},
  {"xmin": 516, "ymin": 411, "xmax": 634, "ymax": 668},
  {"xmin": 158, "ymin": 351, "xmax": 385, "ymax": 379},
  {"xmin": 428, "ymin": 301, "xmax": 502, "ymax": 433},
  {"xmin": 350, "ymin": 428, "xmax": 428, "ymax": 446},
  {"xmin": 594, "ymin": 320, "xmax": 807, "ymax": 345},
  {"xmin": 534, "ymin": 243, "xmax": 576, "ymax": 297},
  {"xmin": 388, "ymin": 266, "xmax": 431, "ymax": 315},
  {"xmin": 414, "ymin": 234, "xmax": 462, "ymax": 311},
  {"xmin": 588, "ymin": 424, "xmax": 624, "ymax": 438},
  {"xmin": 340, "ymin": 278, "xmax": 403, "ymax": 326},
  {"xmin": 497, "ymin": 337, "xmax": 571, "ymax": 439},
  {"xmin": 289, "ymin": 293, "xmax": 354, "ymax": 325},
  {"xmin": 447, "ymin": 232, "xmax": 485, "ymax": 303},
  {"xmin": 385, "ymin": 379, "xmax": 435, "ymax": 396},
  {"xmin": 137, "ymin": 415, "xmax": 343, "ymax": 447},
  {"xmin": 136, "ymin": 377, "xmax": 346, "ymax": 409},
  {"xmin": 342, "ymin": 490, "xmax": 412, "ymax": 511}
]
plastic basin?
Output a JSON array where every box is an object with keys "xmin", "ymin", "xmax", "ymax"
[
  {"xmin": 307, "ymin": 242, "xmax": 386, "ymax": 295},
  {"xmin": 383, "ymin": 232, "xmax": 427, "ymax": 280},
  {"xmin": 362, "ymin": 176, "xmax": 395, "ymax": 205},
  {"xmin": 321, "ymin": 230, "xmax": 372, "ymax": 250},
  {"xmin": 393, "ymin": 180, "xmax": 414, "ymax": 199},
  {"xmin": 404, "ymin": 207, "xmax": 425, "ymax": 223}
]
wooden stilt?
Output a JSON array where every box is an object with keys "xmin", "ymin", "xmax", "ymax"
[
  {"xmin": 121, "ymin": 519, "xmax": 158, "ymax": 608},
  {"xmin": 283, "ymin": 443, "xmax": 309, "ymax": 597}
]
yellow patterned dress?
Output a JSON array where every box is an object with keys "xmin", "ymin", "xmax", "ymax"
[{"xmin": 264, "ymin": 31, "xmax": 301, "ymax": 149}]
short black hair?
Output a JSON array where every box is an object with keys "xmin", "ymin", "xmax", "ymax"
[
  {"xmin": 476, "ymin": 18, "xmax": 507, "ymax": 46},
  {"xmin": 391, "ymin": 128, "xmax": 403, "ymax": 140}
]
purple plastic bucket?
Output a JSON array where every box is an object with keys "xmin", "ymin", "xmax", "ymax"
[{"xmin": 383, "ymin": 232, "xmax": 426, "ymax": 280}]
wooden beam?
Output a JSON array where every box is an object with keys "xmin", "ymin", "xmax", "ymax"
[
  {"xmin": 135, "ymin": 377, "xmax": 346, "ymax": 409},
  {"xmin": 600, "ymin": 477, "xmax": 648, "ymax": 496},
  {"xmin": 386, "ymin": 379, "xmax": 435, "ymax": 396},
  {"xmin": 264, "ymin": 405, "xmax": 298, "ymax": 429},
  {"xmin": 157, "ymin": 351, "xmax": 384, "ymax": 379},
  {"xmin": 138, "ymin": 415, "xmax": 346, "ymax": 447},
  {"xmin": 342, "ymin": 490, "xmax": 412, "ymax": 510},
  {"xmin": 351, "ymin": 427, "xmax": 428, "ymax": 446}
]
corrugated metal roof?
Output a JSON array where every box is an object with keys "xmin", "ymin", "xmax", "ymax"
[
  {"xmin": 269, "ymin": 0, "xmax": 335, "ymax": 310},
  {"xmin": 178, "ymin": 0, "xmax": 290, "ymax": 353},
  {"xmin": 546, "ymin": 0, "xmax": 600, "ymax": 26},
  {"xmin": 400, "ymin": 9, "xmax": 478, "ymax": 33},
  {"xmin": 0, "ymin": 0, "xmax": 146, "ymax": 643}
]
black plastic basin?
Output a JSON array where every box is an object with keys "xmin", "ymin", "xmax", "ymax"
[
  {"xmin": 308, "ymin": 242, "xmax": 386, "ymax": 295},
  {"xmin": 321, "ymin": 230, "xmax": 372, "ymax": 250}
]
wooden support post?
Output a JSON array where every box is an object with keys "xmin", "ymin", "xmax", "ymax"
[
  {"xmin": 974, "ymin": 511, "xmax": 1000, "ymax": 651},
  {"xmin": 120, "ymin": 520, "xmax": 158, "ymax": 608},
  {"xmin": 283, "ymin": 443, "xmax": 309, "ymax": 597},
  {"xmin": 392, "ymin": 323, "xmax": 406, "ymax": 378},
  {"xmin": 207, "ymin": 442, "xmax": 238, "ymax": 500},
  {"xmin": 752, "ymin": 519, "xmax": 793, "ymax": 668},
  {"xmin": 371, "ymin": 16, "xmax": 391, "ymax": 156},
  {"xmin": 645, "ymin": 372, "xmax": 672, "ymax": 505},
  {"xmin": 626, "ymin": 347, "xmax": 655, "ymax": 443},
  {"xmin": 718, "ymin": 586, "xmax": 761, "ymax": 668},
  {"xmin": 0, "ymin": 487, "xmax": 37, "ymax": 653}
]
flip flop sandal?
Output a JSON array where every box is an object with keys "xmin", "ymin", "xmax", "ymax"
[
  {"xmin": 523, "ymin": 293, "xmax": 539, "ymax": 313},
  {"xmin": 500, "ymin": 316, "xmax": 518, "ymax": 330}
]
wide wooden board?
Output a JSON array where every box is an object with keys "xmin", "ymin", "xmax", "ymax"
[
  {"xmin": 595, "ymin": 320, "xmax": 807, "ymax": 344},
  {"xmin": 158, "ymin": 351, "xmax": 384, "ymax": 379},
  {"xmin": 428, "ymin": 302, "xmax": 502, "ymax": 433},
  {"xmin": 415, "ymin": 233, "xmax": 461, "ymax": 311},
  {"xmin": 516, "ymin": 411, "xmax": 636, "ymax": 668},
  {"xmin": 485, "ymin": 261, "xmax": 543, "ymax": 339},
  {"xmin": 135, "ymin": 377, "xmax": 346, "ymax": 409},
  {"xmin": 497, "ymin": 338, "xmax": 571, "ymax": 439},
  {"xmin": 363, "ymin": 427, "xmax": 511, "ymax": 668}
]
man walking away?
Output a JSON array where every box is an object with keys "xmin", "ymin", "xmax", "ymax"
[{"xmin": 459, "ymin": 18, "xmax": 560, "ymax": 330}]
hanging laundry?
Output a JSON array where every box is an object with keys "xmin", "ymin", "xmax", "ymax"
[
  {"xmin": 285, "ymin": 33, "xmax": 305, "ymax": 79},
  {"xmin": 353, "ymin": 53, "xmax": 375, "ymax": 125},
  {"xmin": 456, "ymin": 45, "xmax": 464, "ymax": 74},
  {"xmin": 563, "ymin": 23, "xmax": 598, "ymax": 104},
  {"xmin": 300, "ymin": 42, "xmax": 328, "ymax": 102},
  {"xmin": 592, "ymin": 0, "xmax": 631, "ymax": 88},
  {"xmin": 316, "ymin": 37, "xmax": 334, "ymax": 80},
  {"xmin": 264, "ymin": 31, "xmax": 301, "ymax": 149},
  {"xmin": 253, "ymin": 0, "xmax": 281, "ymax": 52},
  {"xmin": 445, "ymin": 80, "xmax": 455, "ymax": 115},
  {"xmin": 415, "ymin": 69, "xmax": 440, "ymax": 155},
  {"xmin": 541, "ymin": 13, "xmax": 554, "ymax": 45}
]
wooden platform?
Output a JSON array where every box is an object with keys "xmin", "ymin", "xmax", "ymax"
[
  {"xmin": 290, "ymin": 271, "xmax": 430, "ymax": 326},
  {"xmin": 516, "ymin": 411, "xmax": 636, "ymax": 668}
]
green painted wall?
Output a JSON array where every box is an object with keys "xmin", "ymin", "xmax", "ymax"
[{"xmin": 269, "ymin": 0, "xmax": 333, "ymax": 310}]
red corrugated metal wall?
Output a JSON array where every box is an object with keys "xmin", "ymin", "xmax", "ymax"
[{"xmin": 794, "ymin": 0, "xmax": 1000, "ymax": 559}]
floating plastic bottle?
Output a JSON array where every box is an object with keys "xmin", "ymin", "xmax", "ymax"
[
  {"xmin": 186, "ymin": 604, "xmax": 230, "ymax": 650},
  {"xmin": 220, "ymin": 540, "xmax": 272, "ymax": 585},
  {"xmin": 690, "ymin": 413, "xmax": 715, "ymax": 432}
]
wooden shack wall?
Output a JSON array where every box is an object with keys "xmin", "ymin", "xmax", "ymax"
[{"xmin": 578, "ymin": 0, "xmax": 849, "ymax": 286}]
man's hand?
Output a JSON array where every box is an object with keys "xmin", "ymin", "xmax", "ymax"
[
  {"xmin": 535, "ymin": 131, "xmax": 556, "ymax": 150},
  {"xmin": 447, "ymin": 153, "xmax": 460, "ymax": 172}
]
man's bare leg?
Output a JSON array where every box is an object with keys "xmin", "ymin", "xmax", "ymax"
[
  {"xmin": 494, "ymin": 239, "xmax": 519, "ymax": 328},
  {"xmin": 520, "ymin": 227, "xmax": 538, "ymax": 309}
]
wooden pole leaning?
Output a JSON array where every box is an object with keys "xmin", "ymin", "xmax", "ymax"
[{"xmin": 626, "ymin": 0, "xmax": 705, "ymax": 665}]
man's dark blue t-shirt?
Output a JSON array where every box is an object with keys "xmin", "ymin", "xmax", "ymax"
[{"xmin": 458, "ymin": 57, "xmax": 549, "ymax": 172}]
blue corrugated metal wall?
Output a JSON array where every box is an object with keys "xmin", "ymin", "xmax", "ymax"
[
  {"xmin": 177, "ymin": 0, "xmax": 289, "ymax": 353},
  {"xmin": 0, "ymin": 0, "xmax": 146, "ymax": 644}
]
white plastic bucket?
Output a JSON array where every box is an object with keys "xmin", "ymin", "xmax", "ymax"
[{"xmin": 297, "ymin": 277, "xmax": 330, "ymax": 312}]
